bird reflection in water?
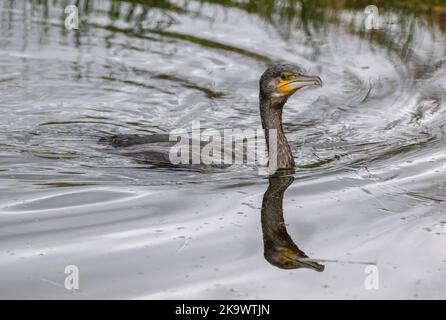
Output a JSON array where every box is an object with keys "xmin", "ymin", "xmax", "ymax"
[
  {"xmin": 99, "ymin": 63, "xmax": 324, "ymax": 271},
  {"xmin": 258, "ymin": 64, "xmax": 324, "ymax": 271},
  {"xmin": 261, "ymin": 171, "xmax": 324, "ymax": 271}
]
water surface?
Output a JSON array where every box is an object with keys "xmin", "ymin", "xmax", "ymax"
[{"xmin": 1, "ymin": 0, "xmax": 446, "ymax": 299}]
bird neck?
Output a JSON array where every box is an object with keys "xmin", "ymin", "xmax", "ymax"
[
  {"xmin": 260, "ymin": 97, "xmax": 295, "ymax": 170},
  {"xmin": 261, "ymin": 176, "xmax": 295, "ymax": 249}
]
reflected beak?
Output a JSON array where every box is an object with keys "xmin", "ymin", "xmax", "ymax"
[
  {"xmin": 281, "ymin": 249, "xmax": 325, "ymax": 272},
  {"xmin": 296, "ymin": 257, "xmax": 325, "ymax": 272},
  {"xmin": 278, "ymin": 74, "xmax": 322, "ymax": 95}
]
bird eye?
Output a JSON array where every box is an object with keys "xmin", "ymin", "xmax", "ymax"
[{"xmin": 281, "ymin": 73, "xmax": 295, "ymax": 81}]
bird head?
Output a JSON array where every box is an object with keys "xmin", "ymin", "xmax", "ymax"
[{"xmin": 259, "ymin": 63, "xmax": 322, "ymax": 106}]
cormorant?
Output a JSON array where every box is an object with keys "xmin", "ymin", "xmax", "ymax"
[
  {"xmin": 259, "ymin": 63, "xmax": 322, "ymax": 170},
  {"xmin": 100, "ymin": 63, "xmax": 322, "ymax": 172},
  {"xmin": 100, "ymin": 64, "xmax": 324, "ymax": 270}
]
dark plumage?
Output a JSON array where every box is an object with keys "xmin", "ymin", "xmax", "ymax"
[
  {"xmin": 259, "ymin": 63, "xmax": 322, "ymax": 170},
  {"xmin": 100, "ymin": 63, "xmax": 322, "ymax": 172},
  {"xmin": 261, "ymin": 174, "xmax": 324, "ymax": 271}
]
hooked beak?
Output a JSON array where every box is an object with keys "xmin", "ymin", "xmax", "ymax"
[
  {"xmin": 295, "ymin": 74, "xmax": 322, "ymax": 87},
  {"xmin": 296, "ymin": 257, "xmax": 325, "ymax": 272},
  {"xmin": 280, "ymin": 249, "xmax": 325, "ymax": 271},
  {"xmin": 278, "ymin": 74, "xmax": 322, "ymax": 96}
]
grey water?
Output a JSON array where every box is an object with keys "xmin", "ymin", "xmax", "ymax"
[{"xmin": 1, "ymin": 0, "xmax": 446, "ymax": 299}]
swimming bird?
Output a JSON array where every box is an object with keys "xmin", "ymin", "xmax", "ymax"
[
  {"xmin": 259, "ymin": 63, "xmax": 322, "ymax": 170},
  {"xmin": 100, "ymin": 63, "xmax": 322, "ymax": 172}
]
